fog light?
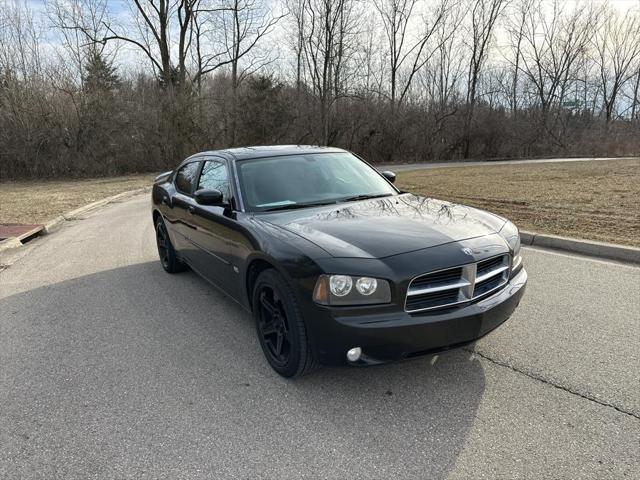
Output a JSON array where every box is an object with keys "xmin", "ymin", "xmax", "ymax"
[{"xmin": 347, "ymin": 347, "xmax": 362, "ymax": 362}]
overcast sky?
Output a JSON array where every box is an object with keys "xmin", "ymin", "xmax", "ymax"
[{"xmin": 19, "ymin": 0, "xmax": 640, "ymax": 78}]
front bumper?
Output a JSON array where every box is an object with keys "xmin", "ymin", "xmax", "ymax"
[{"xmin": 308, "ymin": 268, "xmax": 527, "ymax": 366}]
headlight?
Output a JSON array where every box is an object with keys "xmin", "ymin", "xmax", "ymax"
[
  {"xmin": 355, "ymin": 277, "xmax": 377, "ymax": 295},
  {"xmin": 314, "ymin": 275, "xmax": 391, "ymax": 306},
  {"xmin": 499, "ymin": 220, "xmax": 523, "ymax": 274},
  {"xmin": 329, "ymin": 275, "xmax": 352, "ymax": 296}
]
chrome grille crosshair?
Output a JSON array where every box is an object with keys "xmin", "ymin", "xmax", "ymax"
[{"xmin": 405, "ymin": 254, "xmax": 510, "ymax": 313}]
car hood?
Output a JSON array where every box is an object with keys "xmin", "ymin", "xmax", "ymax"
[{"xmin": 258, "ymin": 193, "xmax": 507, "ymax": 258}]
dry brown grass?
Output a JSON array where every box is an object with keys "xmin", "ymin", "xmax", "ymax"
[
  {"xmin": 396, "ymin": 159, "xmax": 640, "ymax": 247},
  {"xmin": 0, "ymin": 174, "xmax": 154, "ymax": 225},
  {"xmin": 1, "ymin": 160, "xmax": 639, "ymax": 247}
]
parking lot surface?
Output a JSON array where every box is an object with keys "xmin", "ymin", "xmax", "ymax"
[{"xmin": 1, "ymin": 195, "xmax": 639, "ymax": 479}]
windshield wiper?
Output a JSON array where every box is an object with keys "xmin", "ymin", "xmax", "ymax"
[
  {"xmin": 261, "ymin": 201, "xmax": 336, "ymax": 212},
  {"xmin": 261, "ymin": 194, "xmax": 392, "ymax": 211},
  {"xmin": 338, "ymin": 193, "xmax": 394, "ymax": 203}
]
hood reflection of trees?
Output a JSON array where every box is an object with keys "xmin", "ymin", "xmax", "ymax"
[{"xmin": 296, "ymin": 194, "xmax": 479, "ymax": 226}]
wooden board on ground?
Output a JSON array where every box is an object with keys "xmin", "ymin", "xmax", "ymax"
[{"xmin": 0, "ymin": 224, "xmax": 44, "ymax": 242}]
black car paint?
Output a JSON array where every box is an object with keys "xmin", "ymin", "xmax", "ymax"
[
  {"xmin": 260, "ymin": 194, "xmax": 507, "ymax": 258},
  {"xmin": 152, "ymin": 146, "xmax": 526, "ymax": 365}
]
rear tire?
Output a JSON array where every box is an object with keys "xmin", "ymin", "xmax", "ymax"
[
  {"xmin": 252, "ymin": 269, "xmax": 317, "ymax": 377},
  {"xmin": 155, "ymin": 216, "xmax": 188, "ymax": 273}
]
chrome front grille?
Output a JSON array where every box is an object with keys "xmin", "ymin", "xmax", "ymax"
[{"xmin": 405, "ymin": 254, "xmax": 510, "ymax": 313}]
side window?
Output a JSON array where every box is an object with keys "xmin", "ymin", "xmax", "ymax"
[
  {"xmin": 198, "ymin": 160, "xmax": 231, "ymax": 201},
  {"xmin": 175, "ymin": 162, "xmax": 200, "ymax": 195}
]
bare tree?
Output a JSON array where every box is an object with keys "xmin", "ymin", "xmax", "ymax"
[
  {"xmin": 58, "ymin": 0, "xmax": 201, "ymax": 88},
  {"xmin": 592, "ymin": 5, "xmax": 640, "ymax": 124},
  {"xmin": 421, "ymin": 1, "xmax": 465, "ymax": 108},
  {"xmin": 413, "ymin": 0, "xmax": 464, "ymax": 158},
  {"xmin": 299, "ymin": 0, "xmax": 360, "ymax": 144},
  {"xmin": 4, "ymin": 0, "xmax": 640, "ymax": 179},
  {"xmin": 462, "ymin": 0, "xmax": 507, "ymax": 158},
  {"xmin": 49, "ymin": 0, "xmax": 111, "ymax": 81},
  {"xmin": 503, "ymin": 0, "xmax": 533, "ymax": 114},
  {"xmin": 285, "ymin": 0, "xmax": 306, "ymax": 91},
  {"xmin": 630, "ymin": 68, "xmax": 640, "ymax": 121},
  {"xmin": 374, "ymin": 0, "xmax": 453, "ymax": 108},
  {"xmin": 518, "ymin": 0, "xmax": 595, "ymax": 145},
  {"xmin": 0, "ymin": 0, "xmax": 45, "ymax": 81},
  {"xmin": 201, "ymin": 0, "xmax": 282, "ymax": 143},
  {"xmin": 193, "ymin": 0, "xmax": 281, "ymax": 83},
  {"xmin": 354, "ymin": 11, "xmax": 386, "ymax": 98}
]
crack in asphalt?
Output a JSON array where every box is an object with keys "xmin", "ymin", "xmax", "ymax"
[{"xmin": 467, "ymin": 348, "xmax": 640, "ymax": 420}]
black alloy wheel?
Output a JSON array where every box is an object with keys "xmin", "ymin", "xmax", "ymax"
[
  {"xmin": 154, "ymin": 216, "xmax": 187, "ymax": 273},
  {"xmin": 156, "ymin": 221, "xmax": 170, "ymax": 269},
  {"xmin": 252, "ymin": 269, "xmax": 316, "ymax": 377},
  {"xmin": 257, "ymin": 286, "xmax": 292, "ymax": 367}
]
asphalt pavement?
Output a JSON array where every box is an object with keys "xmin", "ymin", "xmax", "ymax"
[
  {"xmin": 1, "ymin": 195, "xmax": 639, "ymax": 479},
  {"xmin": 378, "ymin": 156, "xmax": 638, "ymax": 171}
]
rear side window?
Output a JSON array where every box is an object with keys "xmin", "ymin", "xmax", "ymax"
[
  {"xmin": 175, "ymin": 162, "xmax": 200, "ymax": 194},
  {"xmin": 198, "ymin": 160, "xmax": 231, "ymax": 201}
]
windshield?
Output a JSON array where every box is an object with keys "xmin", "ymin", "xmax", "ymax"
[{"xmin": 236, "ymin": 152, "xmax": 398, "ymax": 212}]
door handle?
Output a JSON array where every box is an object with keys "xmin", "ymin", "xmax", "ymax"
[{"xmin": 188, "ymin": 205, "xmax": 196, "ymax": 214}]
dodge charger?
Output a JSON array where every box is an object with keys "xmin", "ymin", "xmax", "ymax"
[{"xmin": 151, "ymin": 146, "xmax": 527, "ymax": 377}]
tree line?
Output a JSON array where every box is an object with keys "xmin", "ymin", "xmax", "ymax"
[{"xmin": 0, "ymin": 0, "xmax": 639, "ymax": 179}]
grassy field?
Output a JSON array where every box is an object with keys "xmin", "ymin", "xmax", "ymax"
[
  {"xmin": 1, "ymin": 159, "xmax": 638, "ymax": 247},
  {"xmin": 396, "ymin": 159, "xmax": 640, "ymax": 247},
  {"xmin": 0, "ymin": 174, "xmax": 154, "ymax": 225}
]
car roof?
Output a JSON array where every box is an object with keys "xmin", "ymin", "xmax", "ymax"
[{"xmin": 184, "ymin": 145, "xmax": 347, "ymax": 163}]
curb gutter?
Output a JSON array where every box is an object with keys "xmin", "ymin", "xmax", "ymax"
[
  {"xmin": 520, "ymin": 230, "xmax": 640, "ymax": 265},
  {"xmin": 0, "ymin": 187, "xmax": 150, "ymax": 253}
]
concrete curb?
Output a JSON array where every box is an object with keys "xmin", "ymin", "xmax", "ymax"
[
  {"xmin": 521, "ymin": 230, "xmax": 640, "ymax": 264},
  {"xmin": 0, "ymin": 237, "xmax": 23, "ymax": 252},
  {"xmin": 43, "ymin": 216, "xmax": 66, "ymax": 234},
  {"xmin": 0, "ymin": 187, "xmax": 151, "ymax": 253},
  {"xmin": 520, "ymin": 231, "xmax": 536, "ymax": 245}
]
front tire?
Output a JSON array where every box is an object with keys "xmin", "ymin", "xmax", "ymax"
[
  {"xmin": 155, "ymin": 216, "xmax": 187, "ymax": 273},
  {"xmin": 252, "ymin": 269, "xmax": 316, "ymax": 377}
]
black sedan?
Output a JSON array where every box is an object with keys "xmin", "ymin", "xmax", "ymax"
[{"xmin": 151, "ymin": 146, "xmax": 527, "ymax": 377}]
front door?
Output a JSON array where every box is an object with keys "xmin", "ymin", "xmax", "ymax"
[
  {"xmin": 188, "ymin": 158, "xmax": 240, "ymax": 297},
  {"xmin": 166, "ymin": 160, "xmax": 201, "ymax": 261}
]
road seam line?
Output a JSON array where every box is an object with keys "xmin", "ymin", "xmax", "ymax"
[{"xmin": 467, "ymin": 348, "xmax": 640, "ymax": 421}]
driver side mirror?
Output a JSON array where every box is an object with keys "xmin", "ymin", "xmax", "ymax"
[
  {"xmin": 381, "ymin": 170, "xmax": 396, "ymax": 183},
  {"xmin": 194, "ymin": 188, "xmax": 226, "ymax": 206}
]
